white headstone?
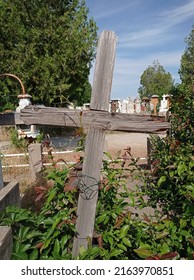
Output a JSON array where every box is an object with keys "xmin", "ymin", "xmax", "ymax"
[
  {"xmin": 121, "ymin": 99, "xmax": 128, "ymax": 113},
  {"xmin": 135, "ymin": 98, "xmax": 141, "ymax": 114},
  {"xmin": 117, "ymin": 100, "xmax": 122, "ymax": 113},
  {"xmin": 127, "ymin": 98, "xmax": 135, "ymax": 114},
  {"xmin": 159, "ymin": 95, "xmax": 168, "ymax": 113},
  {"xmin": 110, "ymin": 99, "xmax": 122, "ymax": 113}
]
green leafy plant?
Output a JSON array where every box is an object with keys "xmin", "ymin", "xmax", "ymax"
[
  {"xmin": 1, "ymin": 152, "xmax": 194, "ymax": 259},
  {"xmin": 137, "ymin": 84, "xmax": 194, "ymax": 259},
  {"xmin": 0, "ymin": 166, "xmax": 77, "ymax": 259},
  {"xmin": 10, "ymin": 128, "xmax": 28, "ymax": 151}
]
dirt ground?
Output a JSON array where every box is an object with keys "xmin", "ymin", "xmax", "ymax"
[
  {"xmin": 105, "ymin": 131, "xmax": 150, "ymax": 159},
  {"xmin": 0, "ymin": 131, "xmax": 162, "ymax": 184},
  {"xmin": 1, "ymin": 131, "xmax": 164, "ymax": 216},
  {"xmin": 105, "ymin": 131, "xmax": 165, "ymax": 217}
]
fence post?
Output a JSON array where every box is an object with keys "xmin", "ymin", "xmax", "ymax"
[
  {"xmin": 0, "ymin": 160, "xmax": 4, "ymax": 190},
  {"xmin": 147, "ymin": 137, "xmax": 152, "ymax": 170},
  {"xmin": 28, "ymin": 143, "xmax": 43, "ymax": 182}
]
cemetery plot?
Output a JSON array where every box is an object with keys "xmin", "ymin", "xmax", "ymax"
[
  {"xmin": 19, "ymin": 31, "xmax": 170, "ymax": 256},
  {"xmin": 0, "ymin": 31, "xmax": 171, "ymax": 257}
]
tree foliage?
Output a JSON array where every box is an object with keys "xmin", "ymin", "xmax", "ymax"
[
  {"xmin": 0, "ymin": 0, "xmax": 97, "ymax": 111},
  {"xmin": 138, "ymin": 60, "xmax": 173, "ymax": 100},
  {"xmin": 147, "ymin": 82, "xmax": 194, "ymax": 210},
  {"xmin": 179, "ymin": 25, "xmax": 194, "ymax": 89}
]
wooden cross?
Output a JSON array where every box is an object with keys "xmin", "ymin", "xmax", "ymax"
[{"xmin": 0, "ymin": 31, "xmax": 170, "ymax": 256}]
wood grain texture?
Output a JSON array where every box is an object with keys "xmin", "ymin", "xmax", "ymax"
[
  {"xmin": 73, "ymin": 31, "xmax": 117, "ymax": 256},
  {"xmin": 20, "ymin": 106, "xmax": 170, "ymax": 133},
  {"xmin": 0, "ymin": 161, "xmax": 4, "ymax": 190},
  {"xmin": 72, "ymin": 128, "xmax": 105, "ymax": 255},
  {"xmin": 90, "ymin": 30, "xmax": 117, "ymax": 111}
]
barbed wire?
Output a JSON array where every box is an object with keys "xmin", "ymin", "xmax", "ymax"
[{"xmin": 77, "ymin": 173, "xmax": 100, "ymax": 200}]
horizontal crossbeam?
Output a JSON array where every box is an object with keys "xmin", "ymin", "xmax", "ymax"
[
  {"xmin": 18, "ymin": 106, "xmax": 170, "ymax": 133},
  {"xmin": 0, "ymin": 107, "xmax": 170, "ymax": 133}
]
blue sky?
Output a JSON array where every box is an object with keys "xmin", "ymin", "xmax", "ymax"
[{"xmin": 85, "ymin": 0, "xmax": 194, "ymax": 100}]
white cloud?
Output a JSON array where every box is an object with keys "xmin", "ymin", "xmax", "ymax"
[
  {"xmin": 90, "ymin": 50, "xmax": 182, "ymax": 98},
  {"xmin": 119, "ymin": 28, "xmax": 168, "ymax": 48},
  {"xmin": 87, "ymin": 0, "xmax": 192, "ymax": 99},
  {"xmin": 94, "ymin": 4, "xmax": 132, "ymax": 19},
  {"xmin": 160, "ymin": 0, "xmax": 194, "ymax": 27},
  {"xmin": 111, "ymin": 50, "xmax": 182, "ymax": 91},
  {"xmin": 93, "ymin": 1, "xmax": 141, "ymax": 20},
  {"xmin": 115, "ymin": 50, "xmax": 182, "ymax": 75},
  {"xmin": 119, "ymin": 0, "xmax": 194, "ymax": 49}
]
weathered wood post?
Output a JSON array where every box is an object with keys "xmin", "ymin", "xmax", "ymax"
[
  {"xmin": 28, "ymin": 143, "xmax": 43, "ymax": 182},
  {"xmin": 147, "ymin": 137, "xmax": 152, "ymax": 170},
  {"xmin": 72, "ymin": 30, "xmax": 117, "ymax": 256},
  {"xmin": 0, "ymin": 226, "xmax": 13, "ymax": 260},
  {"xmin": 0, "ymin": 160, "xmax": 4, "ymax": 190}
]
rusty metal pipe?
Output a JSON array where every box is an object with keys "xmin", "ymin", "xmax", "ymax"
[{"xmin": 0, "ymin": 73, "xmax": 26, "ymax": 95}]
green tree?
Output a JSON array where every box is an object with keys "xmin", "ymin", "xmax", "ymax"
[
  {"xmin": 179, "ymin": 25, "xmax": 194, "ymax": 89},
  {"xmin": 138, "ymin": 60, "xmax": 173, "ymax": 100},
  {"xmin": 0, "ymin": 0, "xmax": 97, "ymax": 111}
]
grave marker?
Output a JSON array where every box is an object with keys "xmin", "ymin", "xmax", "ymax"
[
  {"xmin": 0, "ymin": 30, "xmax": 170, "ymax": 257},
  {"xmin": 72, "ymin": 30, "xmax": 117, "ymax": 256}
]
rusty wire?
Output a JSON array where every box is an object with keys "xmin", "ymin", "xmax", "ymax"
[{"xmin": 0, "ymin": 73, "xmax": 26, "ymax": 95}]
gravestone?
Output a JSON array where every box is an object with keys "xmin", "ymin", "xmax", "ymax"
[
  {"xmin": 121, "ymin": 99, "xmax": 128, "ymax": 113},
  {"xmin": 159, "ymin": 94, "xmax": 168, "ymax": 115},
  {"xmin": 28, "ymin": 143, "xmax": 43, "ymax": 182},
  {"xmin": 128, "ymin": 98, "xmax": 135, "ymax": 114},
  {"xmin": 135, "ymin": 98, "xmax": 141, "ymax": 114},
  {"xmin": 150, "ymin": 95, "xmax": 159, "ymax": 115}
]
